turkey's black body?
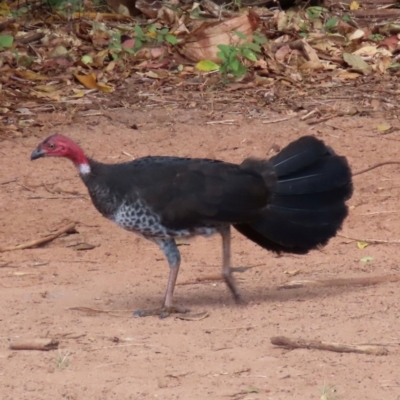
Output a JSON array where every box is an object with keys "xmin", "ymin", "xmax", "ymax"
[
  {"xmin": 82, "ymin": 136, "xmax": 352, "ymax": 254},
  {"xmin": 31, "ymin": 135, "xmax": 353, "ymax": 318}
]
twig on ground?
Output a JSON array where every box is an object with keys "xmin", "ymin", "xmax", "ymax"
[
  {"xmin": 278, "ymin": 275, "xmax": 400, "ymax": 290},
  {"xmin": 205, "ymin": 120, "xmax": 236, "ymax": 125},
  {"xmin": 0, "ymin": 222, "xmax": 77, "ymax": 253},
  {"xmin": 10, "ymin": 338, "xmax": 59, "ymax": 351},
  {"xmin": 338, "ymin": 234, "xmax": 400, "ymax": 244},
  {"xmin": 88, "ymin": 343, "xmax": 156, "ymax": 351},
  {"xmin": 300, "ymin": 109, "xmax": 318, "ymax": 121},
  {"xmin": 271, "ymin": 336, "xmax": 388, "ymax": 355},
  {"xmin": 178, "ymin": 274, "xmax": 222, "ymax": 285},
  {"xmin": 307, "ymin": 114, "xmax": 337, "ymax": 125},
  {"xmin": 68, "ymin": 306, "xmax": 129, "ymax": 318},
  {"xmin": 262, "ymin": 116, "xmax": 296, "ymax": 124},
  {"xmin": 359, "ymin": 210, "xmax": 400, "ymax": 216},
  {"xmin": 1, "ymin": 178, "xmax": 17, "ymax": 185},
  {"xmin": 204, "ymin": 326, "xmax": 257, "ymax": 331},
  {"xmin": 353, "ymin": 161, "xmax": 400, "ymax": 176}
]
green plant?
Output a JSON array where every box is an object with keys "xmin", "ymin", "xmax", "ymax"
[
  {"xmin": 388, "ymin": 62, "xmax": 400, "ymax": 69},
  {"xmin": 342, "ymin": 13, "xmax": 352, "ymax": 22},
  {"xmin": 324, "ymin": 17, "xmax": 338, "ymax": 32},
  {"xmin": 11, "ymin": 6, "xmax": 29, "ymax": 18},
  {"xmin": 368, "ymin": 33, "xmax": 384, "ymax": 41},
  {"xmin": 299, "ymin": 21, "xmax": 309, "ymax": 37},
  {"xmin": 217, "ymin": 31, "xmax": 264, "ymax": 78},
  {"xmin": 306, "ymin": 6, "xmax": 328, "ymax": 19},
  {"xmin": 320, "ymin": 384, "xmax": 337, "ymax": 400},
  {"xmin": 147, "ymin": 25, "xmax": 178, "ymax": 45},
  {"xmin": 47, "ymin": 0, "xmax": 83, "ymax": 16},
  {"xmin": 131, "ymin": 25, "xmax": 152, "ymax": 51},
  {"xmin": 55, "ymin": 351, "xmax": 70, "ymax": 370},
  {"xmin": 0, "ymin": 35, "xmax": 13, "ymax": 50},
  {"xmin": 323, "ymin": 14, "xmax": 355, "ymax": 33},
  {"xmin": 108, "ymin": 24, "xmax": 177, "ymax": 60}
]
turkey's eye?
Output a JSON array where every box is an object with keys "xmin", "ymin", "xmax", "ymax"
[{"xmin": 48, "ymin": 143, "xmax": 55, "ymax": 149}]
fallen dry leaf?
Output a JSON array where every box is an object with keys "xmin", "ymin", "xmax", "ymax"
[
  {"xmin": 180, "ymin": 11, "xmax": 259, "ymax": 63},
  {"xmin": 74, "ymin": 73, "xmax": 114, "ymax": 93},
  {"xmin": 343, "ymin": 52, "xmax": 372, "ymax": 75},
  {"xmin": 379, "ymin": 35, "xmax": 399, "ymax": 52},
  {"xmin": 353, "ymin": 45, "xmax": 391, "ymax": 58},
  {"xmin": 299, "ymin": 60, "xmax": 323, "ymax": 70}
]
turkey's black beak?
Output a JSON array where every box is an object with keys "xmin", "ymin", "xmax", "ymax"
[{"xmin": 31, "ymin": 147, "xmax": 45, "ymax": 160}]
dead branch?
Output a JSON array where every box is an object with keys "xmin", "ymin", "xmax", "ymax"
[
  {"xmin": 15, "ymin": 31, "xmax": 45, "ymax": 45},
  {"xmin": 177, "ymin": 274, "xmax": 222, "ymax": 285},
  {"xmin": 307, "ymin": 114, "xmax": 337, "ymax": 125},
  {"xmin": 271, "ymin": 336, "xmax": 388, "ymax": 356},
  {"xmin": 0, "ymin": 222, "xmax": 77, "ymax": 253},
  {"xmin": 353, "ymin": 161, "xmax": 400, "ymax": 176},
  {"xmin": 338, "ymin": 234, "xmax": 400, "ymax": 244},
  {"xmin": 68, "ymin": 307, "xmax": 128, "ymax": 318},
  {"xmin": 262, "ymin": 116, "xmax": 296, "ymax": 124},
  {"xmin": 175, "ymin": 311, "xmax": 209, "ymax": 321},
  {"xmin": 200, "ymin": 0, "xmax": 237, "ymax": 18},
  {"xmin": 10, "ymin": 338, "xmax": 59, "ymax": 351},
  {"xmin": 278, "ymin": 275, "xmax": 400, "ymax": 290}
]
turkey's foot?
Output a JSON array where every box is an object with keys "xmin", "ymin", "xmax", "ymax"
[{"xmin": 133, "ymin": 305, "xmax": 190, "ymax": 319}]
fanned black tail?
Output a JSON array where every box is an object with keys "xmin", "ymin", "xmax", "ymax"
[{"xmin": 234, "ymin": 136, "xmax": 353, "ymax": 254}]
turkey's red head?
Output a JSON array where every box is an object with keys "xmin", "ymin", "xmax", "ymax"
[{"xmin": 31, "ymin": 134, "xmax": 90, "ymax": 174}]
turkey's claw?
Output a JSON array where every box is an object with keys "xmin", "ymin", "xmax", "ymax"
[{"xmin": 133, "ymin": 305, "xmax": 190, "ymax": 319}]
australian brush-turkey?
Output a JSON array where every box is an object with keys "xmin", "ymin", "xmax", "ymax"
[{"xmin": 31, "ymin": 134, "xmax": 352, "ymax": 318}]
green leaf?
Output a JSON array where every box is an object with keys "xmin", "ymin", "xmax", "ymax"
[
  {"xmin": 242, "ymin": 48, "xmax": 257, "ymax": 62},
  {"xmin": 217, "ymin": 51, "xmax": 227, "ymax": 63},
  {"xmin": 134, "ymin": 25, "xmax": 144, "ymax": 36},
  {"xmin": 253, "ymin": 32, "xmax": 267, "ymax": 44},
  {"xmin": 360, "ymin": 256, "xmax": 373, "ymax": 263},
  {"xmin": 368, "ymin": 33, "xmax": 384, "ymax": 41},
  {"xmin": 134, "ymin": 38, "xmax": 142, "ymax": 51},
  {"xmin": 342, "ymin": 13, "xmax": 352, "ymax": 22},
  {"xmin": 196, "ymin": 60, "xmax": 220, "ymax": 72},
  {"xmin": 245, "ymin": 42, "xmax": 261, "ymax": 52},
  {"xmin": 325, "ymin": 17, "xmax": 338, "ymax": 31},
  {"xmin": 0, "ymin": 34, "xmax": 13, "ymax": 49},
  {"xmin": 233, "ymin": 30, "xmax": 247, "ymax": 40},
  {"xmin": 156, "ymin": 34, "xmax": 163, "ymax": 44},
  {"xmin": 230, "ymin": 58, "xmax": 240, "ymax": 72},
  {"xmin": 234, "ymin": 64, "xmax": 247, "ymax": 77},
  {"xmin": 124, "ymin": 47, "xmax": 136, "ymax": 54},
  {"xmin": 217, "ymin": 44, "xmax": 233, "ymax": 54},
  {"xmin": 165, "ymin": 34, "xmax": 178, "ymax": 45},
  {"xmin": 81, "ymin": 55, "xmax": 93, "ymax": 64},
  {"xmin": 306, "ymin": 6, "xmax": 328, "ymax": 19},
  {"xmin": 159, "ymin": 28, "xmax": 169, "ymax": 35}
]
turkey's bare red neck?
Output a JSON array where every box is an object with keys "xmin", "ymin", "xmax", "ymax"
[{"xmin": 70, "ymin": 146, "xmax": 90, "ymax": 175}]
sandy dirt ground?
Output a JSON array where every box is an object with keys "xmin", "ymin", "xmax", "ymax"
[{"xmin": 1, "ymin": 106, "xmax": 400, "ymax": 400}]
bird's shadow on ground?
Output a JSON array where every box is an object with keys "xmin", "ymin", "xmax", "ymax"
[{"xmin": 116, "ymin": 279, "xmax": 372, "ymax": 314}]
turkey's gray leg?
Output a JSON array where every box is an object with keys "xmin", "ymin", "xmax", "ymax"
[
  {"xmin": 133, "ymin": 238, "xmax": 190, "ymax": 319},
  {"xmin": 219, "ymin": 225, "xmax": 242, "ymax": 303}
]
